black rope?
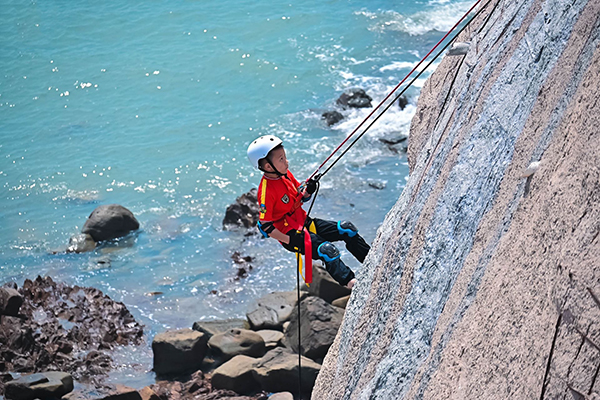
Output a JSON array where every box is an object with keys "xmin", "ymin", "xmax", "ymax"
[
  {"xmin": 295, "ymin": 252, "xmax": 302, "ymax": 399},
  {"xmin": 294, "ymin": 180, "xmax": 320, "ymax": 400},
  {"xmin": 319, "ymin": 0, "xmax": 494, "ymax": 179}
]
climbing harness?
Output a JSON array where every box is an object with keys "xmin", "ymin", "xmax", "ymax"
[{"xmin": 292, "ymin": 0, "xmax": 495, "ymax": 397}]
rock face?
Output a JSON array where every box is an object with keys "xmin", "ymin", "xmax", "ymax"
[
  {"xmin": 223, "ymin": 189, "xmax": 260, "ymax": 230},
  {"xmin": 82, "ymin": 204, "xmax": 139, "ymax": 242},
  {"xmin": 314, "ymin": 0, "xmax": 600, "ymax": 399}
]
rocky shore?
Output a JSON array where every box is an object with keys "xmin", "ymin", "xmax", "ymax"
[{"xmin": 1, "ymin": 263, "xmax": 350, "ymax": 400}]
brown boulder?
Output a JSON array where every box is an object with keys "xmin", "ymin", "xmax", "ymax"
[
  {"xmin": 284, "ymin": 296, "xmax": 344, "ymax": 361},
  {"xmin": 252, "ymin": 348, "xmax": 320, "ymax": 395},
  {"xmin": 152, "ymin": 329, "xmax": 208, "ymax": 376},
  {"xmin": 303, "ymin": 265, "xmax": 350, "ymax": 304},
  {"xmin": 208, "ymin": 329, "xmax": 265, "ymax": 361},
  {"xmin": 211, "ymin": 355, "xmax": 260, "ymax": 394}
]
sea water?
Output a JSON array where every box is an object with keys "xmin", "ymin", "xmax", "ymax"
[{"xmin": 0, "ymin": 0, "xmax": 473, "ymax": 387}]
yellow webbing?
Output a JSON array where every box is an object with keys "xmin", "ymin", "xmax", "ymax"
[{"xmin": 259, "ymin": 178, "xmax": 267, "ymax": 219}]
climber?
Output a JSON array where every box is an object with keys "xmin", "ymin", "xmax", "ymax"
[{"xmin": 247, "ymin": 135, "xmax": 370, "ymax": 289}]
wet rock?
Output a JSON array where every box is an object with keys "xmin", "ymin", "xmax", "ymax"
[
  {"xmin": 303, "ymin": 265, "xmax": 350, "ymax": 304},
  {"xmin": 397, "ymin": 94, "xmax": 409, "ymax": 110},
  {"xmin": 367, "ymin": 179, "xmax": 386, "ymax": 190},
  {"xmin": 336, "ymin": 88, "xmax": 372, "ymax": 109},
  {"xmin": 0, "ymin": 287, "xmax": 23, "ymax": 317},
  {"xmin": 255, "ymin": 330, "xmax": 284, "ymax": 351},
  {"xmin": 223, "ymin": 189, "xmax": 259, "ymax": 231},
  {"xmin": 211, "ymin": 355, "xmax": 260, "ymax": 394},
  {"xmin": 246, "ymin": 291, "xmax": 308, "ymax": 330},
  {"xmin": 66, "ymin": 233, "xmax": 96, "ymax": 253},
  {"xmin": 322, "ymin": 111, "xmax": 344, "ymax": 126},
  {"xmin": 379, "ymin": 135, "xmax": 408, "ymax": 154},
  {"xmin": 331, "ymin": 295, "xmax": 350, "ymax": 309},
  {"xmin": 284, "ymin": 296, "xmax": 344, "ymax": 361},
  {"xmin": 152, "ymin": 329, "xmax": 208, "ymax": 376},
  {"xmin": 208, "ymin": 329, "xmax": 266, "ymax": 361},
  {"xmin": 192, "ymin": 319, "xmax": 250, "ymax": 340},
  {"xmin": 0, "ymin": 276, "xmax": 143, "ymax": 395},
  {"xmin": 82, "ymin": 204, "xmax": 140, "ymax": 242},
  {"xmin": 252, "ymin": 348, "xmax": 320, "ymax": 395},
  {"xmin": 5, "ymin": 371, "xmax": 73, "ymax": 400}
]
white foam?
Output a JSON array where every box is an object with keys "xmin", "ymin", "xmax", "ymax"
[
  {"xmin": 356, "ymin": 2, "xmax": 474, "ymax": 36},
  {"xmin": 379, "ymin": 61, "xmax": 418, "ymax": 73}
]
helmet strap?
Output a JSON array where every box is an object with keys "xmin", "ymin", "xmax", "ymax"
[{"xmin": 261, "ymin": 157, "xmax": 287, "ymax": 178}]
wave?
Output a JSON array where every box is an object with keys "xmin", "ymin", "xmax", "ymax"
[{"xmin": 356, "ymin": 1, "xmax": 474, "ymax": 36}]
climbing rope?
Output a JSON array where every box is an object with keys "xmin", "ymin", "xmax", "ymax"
[
  {"xmin": 293, "ymin": 1, "xmax": 494, "ymax": 397},
  {"xmin": 306, "ymin": 0, "xmax": 494, "ymax": 185}
]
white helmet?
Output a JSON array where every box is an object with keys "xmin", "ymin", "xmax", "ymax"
[{"xmin": 247, "ymin": 135, "xmax": 283, "ymax": 170}]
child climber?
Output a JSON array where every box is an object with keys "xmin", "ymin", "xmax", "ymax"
[{"xmin": 247, "ymin": 135, "xmax": 370, "ymax": 289}]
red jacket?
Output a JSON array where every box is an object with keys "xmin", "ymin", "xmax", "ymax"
[{"xmin": 258, "ymin": 171, "xmax": 307, "ymax": 233}]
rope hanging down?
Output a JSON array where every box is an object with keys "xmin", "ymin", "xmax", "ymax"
[{"xmin": 306, "ymin": 0, "xmax": 493, "ymax": 185}]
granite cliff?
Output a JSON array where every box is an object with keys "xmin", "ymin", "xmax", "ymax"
[{"xmin": 313, "ymin": 0, "xmax": 600, "ymax": 398}]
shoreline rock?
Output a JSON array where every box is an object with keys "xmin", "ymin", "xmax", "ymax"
[{"xmin": 0, "ymin": 276, "xmax": 143, "ymax": 397}]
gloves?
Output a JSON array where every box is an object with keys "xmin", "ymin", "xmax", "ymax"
[
  {"xmin": 306, "ymin": 179, "xmax": 317, "ymax": 195},
  {"xmin": 288, "ymin": 230, "xmax": 304, "ymax": 252}
]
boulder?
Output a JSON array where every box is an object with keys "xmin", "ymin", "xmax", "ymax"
[
  {"xmin": 269, "ymin": 393, "xmax": 294, "ymax": 400},
  {"xmin": 284, "ymin": 297, "xmax": 344, "ymax": 361},
  {"xmin": 5, "ymin": 371, "xmax": 73, "ymax": 400},
  {"xmin": 208, "ymin": 329, "xmax": 265, "ymax": 361},
  {"xmin": 97, "ymin": 385, "xmax": 142, "ymax": 400},
  {"xmin": 252, "ymin": 348, "xmax": 320, "ymax": 395},
  {"xmin": 331, "ymin": 295, "xmax": 350, "ymax": 309},
  {"xmin": 0, "ymin": 287, "xmax": 22, "ymax": 317},
  {"xmin": 192, "ymin": 318, "xmax": 250, "ymax": 339},
  {"xmin": 211, "ymin": 355, "xmax": 260, "ymax": 394},
  {"xmin": 255, "ymin": 330, "xmax": 284, "ymax": 350},
  {"xmin": 397, "ymin": 94, "xmax": 409, "ymax": 110},
  {"xmin": 82, "ymin": 204, "xmax": 139, "ymax": 242},
  {"xmin": 246, "ymin": 291, "xmax": 307, "ymax": 330},
  {"xmin": 322, "ymin": 110, "xmax": 344, "ymax": 126},
  {"xmin": 152, "ymin": 328, "xmax": 208, "ymax": 376},
  {"xmin": 303, "ymin": 265, "xmax": 350, "ymax": 304},
  {"xmin": 336, "ymin": 88, "xmax": 372, "ymax": 108},
  {"xmin": 138, "ymin": 387, "xmax": 161, "ymax": 400},
  {"xmin": 66, "ymin": 233, "xmax": 96, "ymax": 253},
  {"xmin": 223, "ymin": 189, "xmax": 259, "ymax": 230}
]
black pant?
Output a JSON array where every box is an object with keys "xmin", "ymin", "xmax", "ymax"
[{"xmin": 282, "ymin": 217, "xmax": 370, "ymax": 286}]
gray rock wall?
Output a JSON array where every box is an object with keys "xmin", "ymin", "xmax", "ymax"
[{"xmin": 313, "ymin": 0, "xmax": 600, "ymax": 398}]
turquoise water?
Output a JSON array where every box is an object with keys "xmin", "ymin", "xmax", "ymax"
[{"xmin": 1, "ymin": 0, "xmax": 473, "ymax": 386}]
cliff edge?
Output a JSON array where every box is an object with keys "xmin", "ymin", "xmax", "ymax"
[{"xmin": 313, "ymin": 0, "xmax": 600, "ymax": 398}]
